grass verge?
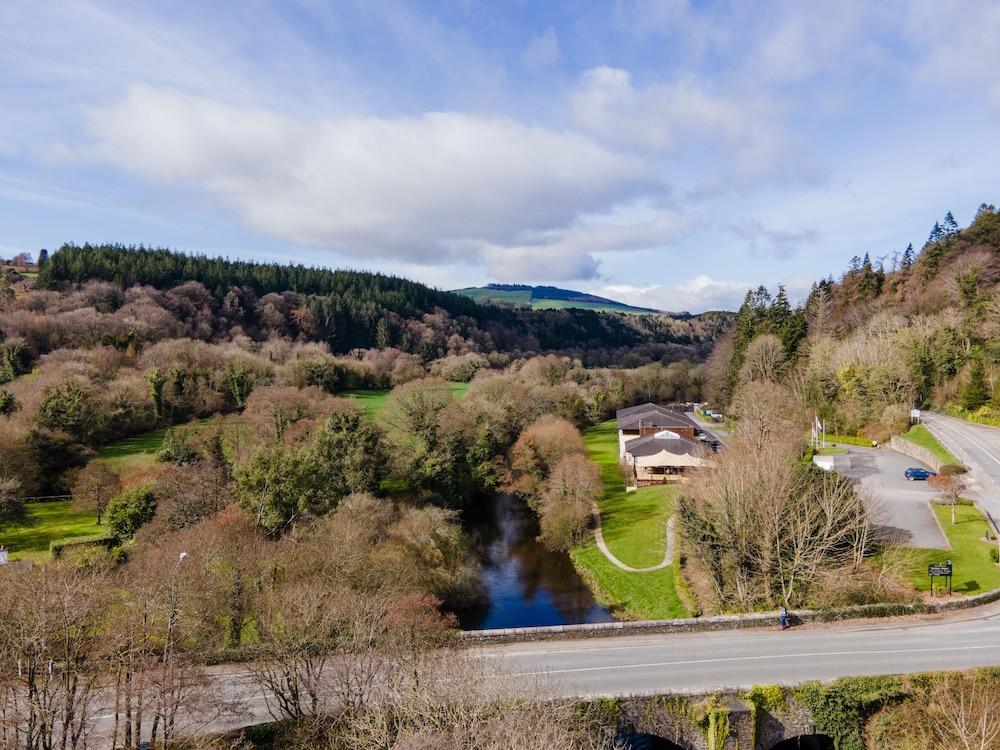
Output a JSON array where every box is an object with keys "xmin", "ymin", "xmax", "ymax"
[
  {"xmin": 899, "ymin": 424, "xmax": 960, "ymax": 465},
  {"xmin": 569, "ymin": 420, "xmax": 689, "ymax": 620},
  {"xmin": 0, "ymin": 501, "xmax": 99, "ymax": 561},
  {"xmin": 890, "ymin": 503, "xmax": 1000, "ymax": 595}
]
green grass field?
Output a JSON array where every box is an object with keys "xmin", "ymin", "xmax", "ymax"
[
  {"xmin": 569, "ymin": 420, "xmax": 689, "ymax": 619},
  {"xmin": 98, "ymin": 419, "xmax": 221, "ymax": 472},
  {"xmin": 0, "ymin": 501, "xmax": 99, "ymax": 561},
  {"xmin": 530, "ymin": 299, "xmax": 655, "ymax": 315},
  {"xmin": 892, "ymin": 504, "xmax": 1000, "ymax": 595},
  {"xmin": 345, "ymin": 381, "xmax": 471, "ymax": 418},
  {"xmin": 900, "ymin": 424, "xmax": 960, "ymax": 465},
  {"xmin": 455, "ymin": 287, "xmax": 533, "ymax": 306}
]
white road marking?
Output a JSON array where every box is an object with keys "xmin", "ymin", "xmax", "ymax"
[{"xmin": 515, "ymin": 643, "xmax": 1000, "ymax": 676}]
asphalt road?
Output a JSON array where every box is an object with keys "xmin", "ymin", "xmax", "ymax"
[
  {"xmin": 478, "ymin": 602, "xmax": 1000, "ymax": 697},
  {"xmin": 831, "ymin": 444, "xmax": 945, "ymax": 548},
  {"xmin": 923, "ymin": 412, "xmax": 1000, "ymax": 523}
]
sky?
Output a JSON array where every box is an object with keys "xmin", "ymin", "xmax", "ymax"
[{"xmin": 2, "ymin": 1, "xmax": 999, "ymax": 313}]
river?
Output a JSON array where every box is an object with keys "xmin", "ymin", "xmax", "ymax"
[{"xmin": 455, "ymin": 493, "xmax": 614, "ymax": 630}]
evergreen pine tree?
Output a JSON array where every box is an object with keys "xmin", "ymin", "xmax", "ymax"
[
  {"xmin": 926, "ymin": 222, "xmax": 943, "ymax": 247},
  {"xmin": 961, "ymin": 358, "xmax": 990, "ymax": 411},
  {"xmin": 900, "ymin": 243, "xmax": 914, "ymax": 270},
  {"xmin": 943, "ymin": 211, "xmax": 959, "ymax": 235}
]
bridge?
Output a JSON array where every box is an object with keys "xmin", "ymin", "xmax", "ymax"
[{"xmin": 600, "ymin": 692, "xmax": 829, "ymax": 750}]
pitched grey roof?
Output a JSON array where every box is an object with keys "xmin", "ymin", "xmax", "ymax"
[
  {"xmin": 616, "ymin": 403, "xmax": 697, "ymax": 431},
  {"xmin": 625, "ymin": 430, "xmax": 708, "ymax": 458}
]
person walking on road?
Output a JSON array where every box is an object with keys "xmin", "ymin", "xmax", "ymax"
[{"xmin": 779, "ymin": 606, "xmax": 788, "ymax": 630}]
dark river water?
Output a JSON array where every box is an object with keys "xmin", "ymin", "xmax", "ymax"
[{"xmin": 454, "ymin": 494, "xmax": 614, "ymax": 630}]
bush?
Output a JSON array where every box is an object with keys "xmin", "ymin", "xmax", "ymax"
[
  {"xmin": 50, "ymin": 533, "xmax": 113, "ymax": 557},
  {"xmin": 939, "ymin": 463, "xmax": 967, "ymax": 475},
  {"xmin": 105, "ymin": 485, "xmax": 157, "ymax": 540},
  {"xmin": 158, "ymin": 428, "xmax": 200, "ymax": 465},
  {"xmin": 824, "ymin": 433, "xmax": 873, "ymax": 447},
  {"xmin": 0, "ymin": 475, "xmax": 24, "ymax": 525},
  {"xmin": 0, "ymin": 389, "xmax": 18, "ymax": 415},
  {"xmin": 991, "ymin": 547, "xmax": 998, "ymax": 564}
]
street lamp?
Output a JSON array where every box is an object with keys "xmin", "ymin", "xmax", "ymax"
[{"xmin": 165, "ymin": 552, "xmax": 188, "ymax": 664}]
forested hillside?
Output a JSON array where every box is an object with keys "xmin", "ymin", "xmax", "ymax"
[
  {"xmin": 34, "ymin": 244, "xmax": 727, "ymax": 361},
  {"xmin": 706, "ymin": 204, "xmax": 1000, "ymax": 438}
]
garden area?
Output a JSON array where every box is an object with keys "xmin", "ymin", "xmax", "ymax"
[
  {"xmin": 570, "ymin": 419, "xmax": 689, "ymax": 620},
  {"xmin": 891, "ymin": 503, "xmax": 1000, "ymax": 595}
]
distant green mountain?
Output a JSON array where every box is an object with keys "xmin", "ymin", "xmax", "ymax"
[{"xmin": 454, "ymin": 284, "xmax": 660, "ymax": 315}]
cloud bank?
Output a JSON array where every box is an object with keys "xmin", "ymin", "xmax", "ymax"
[{"xmin": 86, "ymin": 85, "xmax": 661, "ymax": 278}]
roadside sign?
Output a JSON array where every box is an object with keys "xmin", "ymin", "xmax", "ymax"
[
  {"xmin": 928, "ymin": 561, "xmax": 953, "ymax": 596},
  {"xmin": 911, "ymin": 408, "xmax": 921, "ymax": 421}
]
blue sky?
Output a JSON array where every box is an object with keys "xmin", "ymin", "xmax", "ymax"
[{"xmin": 2, "ymin": 1, "xmax": 999, "ymax": 312}]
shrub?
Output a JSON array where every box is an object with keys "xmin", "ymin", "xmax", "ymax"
[
  {"xmin": 0, "ymin": 389, "xmax": 18, "ymax": 415},
  {"xmin": 50, "ymin": 533, "xmax": 113, "ymax": 557},
  {"xmin": 991, "ymin": 547, "xmax": 998, "ymax": 564},
  {"xmin": 0, "ymin": 475, "xmax": 24, "ymax": 525},
  {"xmin": 158, "ymin": 428, "xmax": 200, "ymax": 465},
  {"xmin": 824, "ymin": 434, "xmax": 873, "ymax": 447},
  {"xmin": 939, "ymin": 463, "xmax": 967, "ymax": 475},
  {"xmin": 105, "ymin": 485, "xmax": 157, "ymax": 540}
]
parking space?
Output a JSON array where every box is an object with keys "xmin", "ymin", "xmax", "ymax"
[{"xmin": 827, "ymin": 444, "xmax": 947, "ymax": 549}]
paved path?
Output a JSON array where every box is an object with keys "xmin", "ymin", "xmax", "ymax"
[
  {"xmin": 923, "ymin": 412, "xmax": 1000, "ymax": 524},
  {"xmin": 477, "ymin": 600, "xmax": 1000, "ymax": 697},
  {"xmin": 686, "ymin": 410, "xmax": 727, "ymax": 445},
  {"xmin": 591, "ymin": 504, "xmax": 675, "ymax": 571},
  {"xmin": 830, "ymin": 444, "xmax": 946, "ymax": 548}
]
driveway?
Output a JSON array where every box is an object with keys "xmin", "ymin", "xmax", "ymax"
[{"xmin": 827, "ymin": 444, "xmax": 946, "ymax": 549}]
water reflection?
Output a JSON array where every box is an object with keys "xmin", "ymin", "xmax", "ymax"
[{"xmin": 455, "ymin": 494, "xmax": 614, "ymax": 629}]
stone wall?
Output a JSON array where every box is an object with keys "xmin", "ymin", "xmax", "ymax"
[
  {"xmin": 458, "ymin": 586, "xmax": 1000, "ymax": 644},
  {"xmin": 601, "ymin": 692, "xmax": 818, "ymax": 750},
  {"xmin": 890, "ymin": 435, "xmax": 944, "ymax": 472}
]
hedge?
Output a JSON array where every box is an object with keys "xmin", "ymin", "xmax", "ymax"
[
  {"xmin": 50, "ymin": 533, "xmax": 114, "ymax": 557},
  {"xmin": 823, "ymin": 434, "xmax": 874, "ymax": 447}
]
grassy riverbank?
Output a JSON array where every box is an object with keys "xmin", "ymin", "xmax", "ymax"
[{"xmin": 570, "ymin": 420, "xmax": 689, "ymax": 620}]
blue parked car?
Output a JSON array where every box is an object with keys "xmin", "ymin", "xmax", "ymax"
[{"xmin": 905, "ymin": 467, "xmax": 936, "ymax": 481}]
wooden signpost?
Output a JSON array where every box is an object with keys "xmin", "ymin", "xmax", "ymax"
[{"xmin": 928, "ymin": 561, "xmax": 953, "ymax": 596}]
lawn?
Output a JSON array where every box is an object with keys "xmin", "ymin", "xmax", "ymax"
[
  {"xmin": 900, "ymin": 424, "xmax": 960, "ymax": 465},
  {"xmin": 97, "ymin": 416, "xmax": 247, "ymax": 474},
  {"xmin": 816, "ymin": 446, "xmax": 849, "ymax": 455},
  {"xmin": 891, "ymin": 503, "xmax": 1000, "ymax": 595},
  {"xmin": 344, "ymin": 381, "xmax": 470, "ymax": 418},
  {"xmin": 0, "ymin": 501, "xmax": 99, "ymax": 561},
  {"xmin": 569, "ymin": 419, "xmax": 689, "ymax": 620}
]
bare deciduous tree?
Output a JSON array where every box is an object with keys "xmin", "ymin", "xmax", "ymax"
[
  {"xmin": 538, "ymin": 454, "xmax": 601, "ymax": 551},
  {"xmin": 71, "ymin": 461, "xmax": 121, "ymax": 525}
]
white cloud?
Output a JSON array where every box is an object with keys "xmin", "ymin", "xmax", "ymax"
[
  {"xmin": 474, "ymin": 213, "xmax": 685, "ymax": 281},
  {"xmin": 84, "ymin": 85, "xmax": 660, "ymax": 266},
  {"xmin": 595, "ymin": 276, "xmax": 753, "ymax": 313},
  {"xmin": 901, "ymin": 0, "xmax": 1000, "ymax": 110},
  {"xmin": 728, "ymin": 220, "xmax": 820, "ymax": 260},
  {"xmin": 522, "ymin": 28, "xmax": 560, "ymax": 70},
  {"xmin": 570, "ymin": 66, "xmax": 810, "ymax": 189},
  {"xmin": 595, "ymin": 274, "xmax": 814, "ymax": 314}
]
